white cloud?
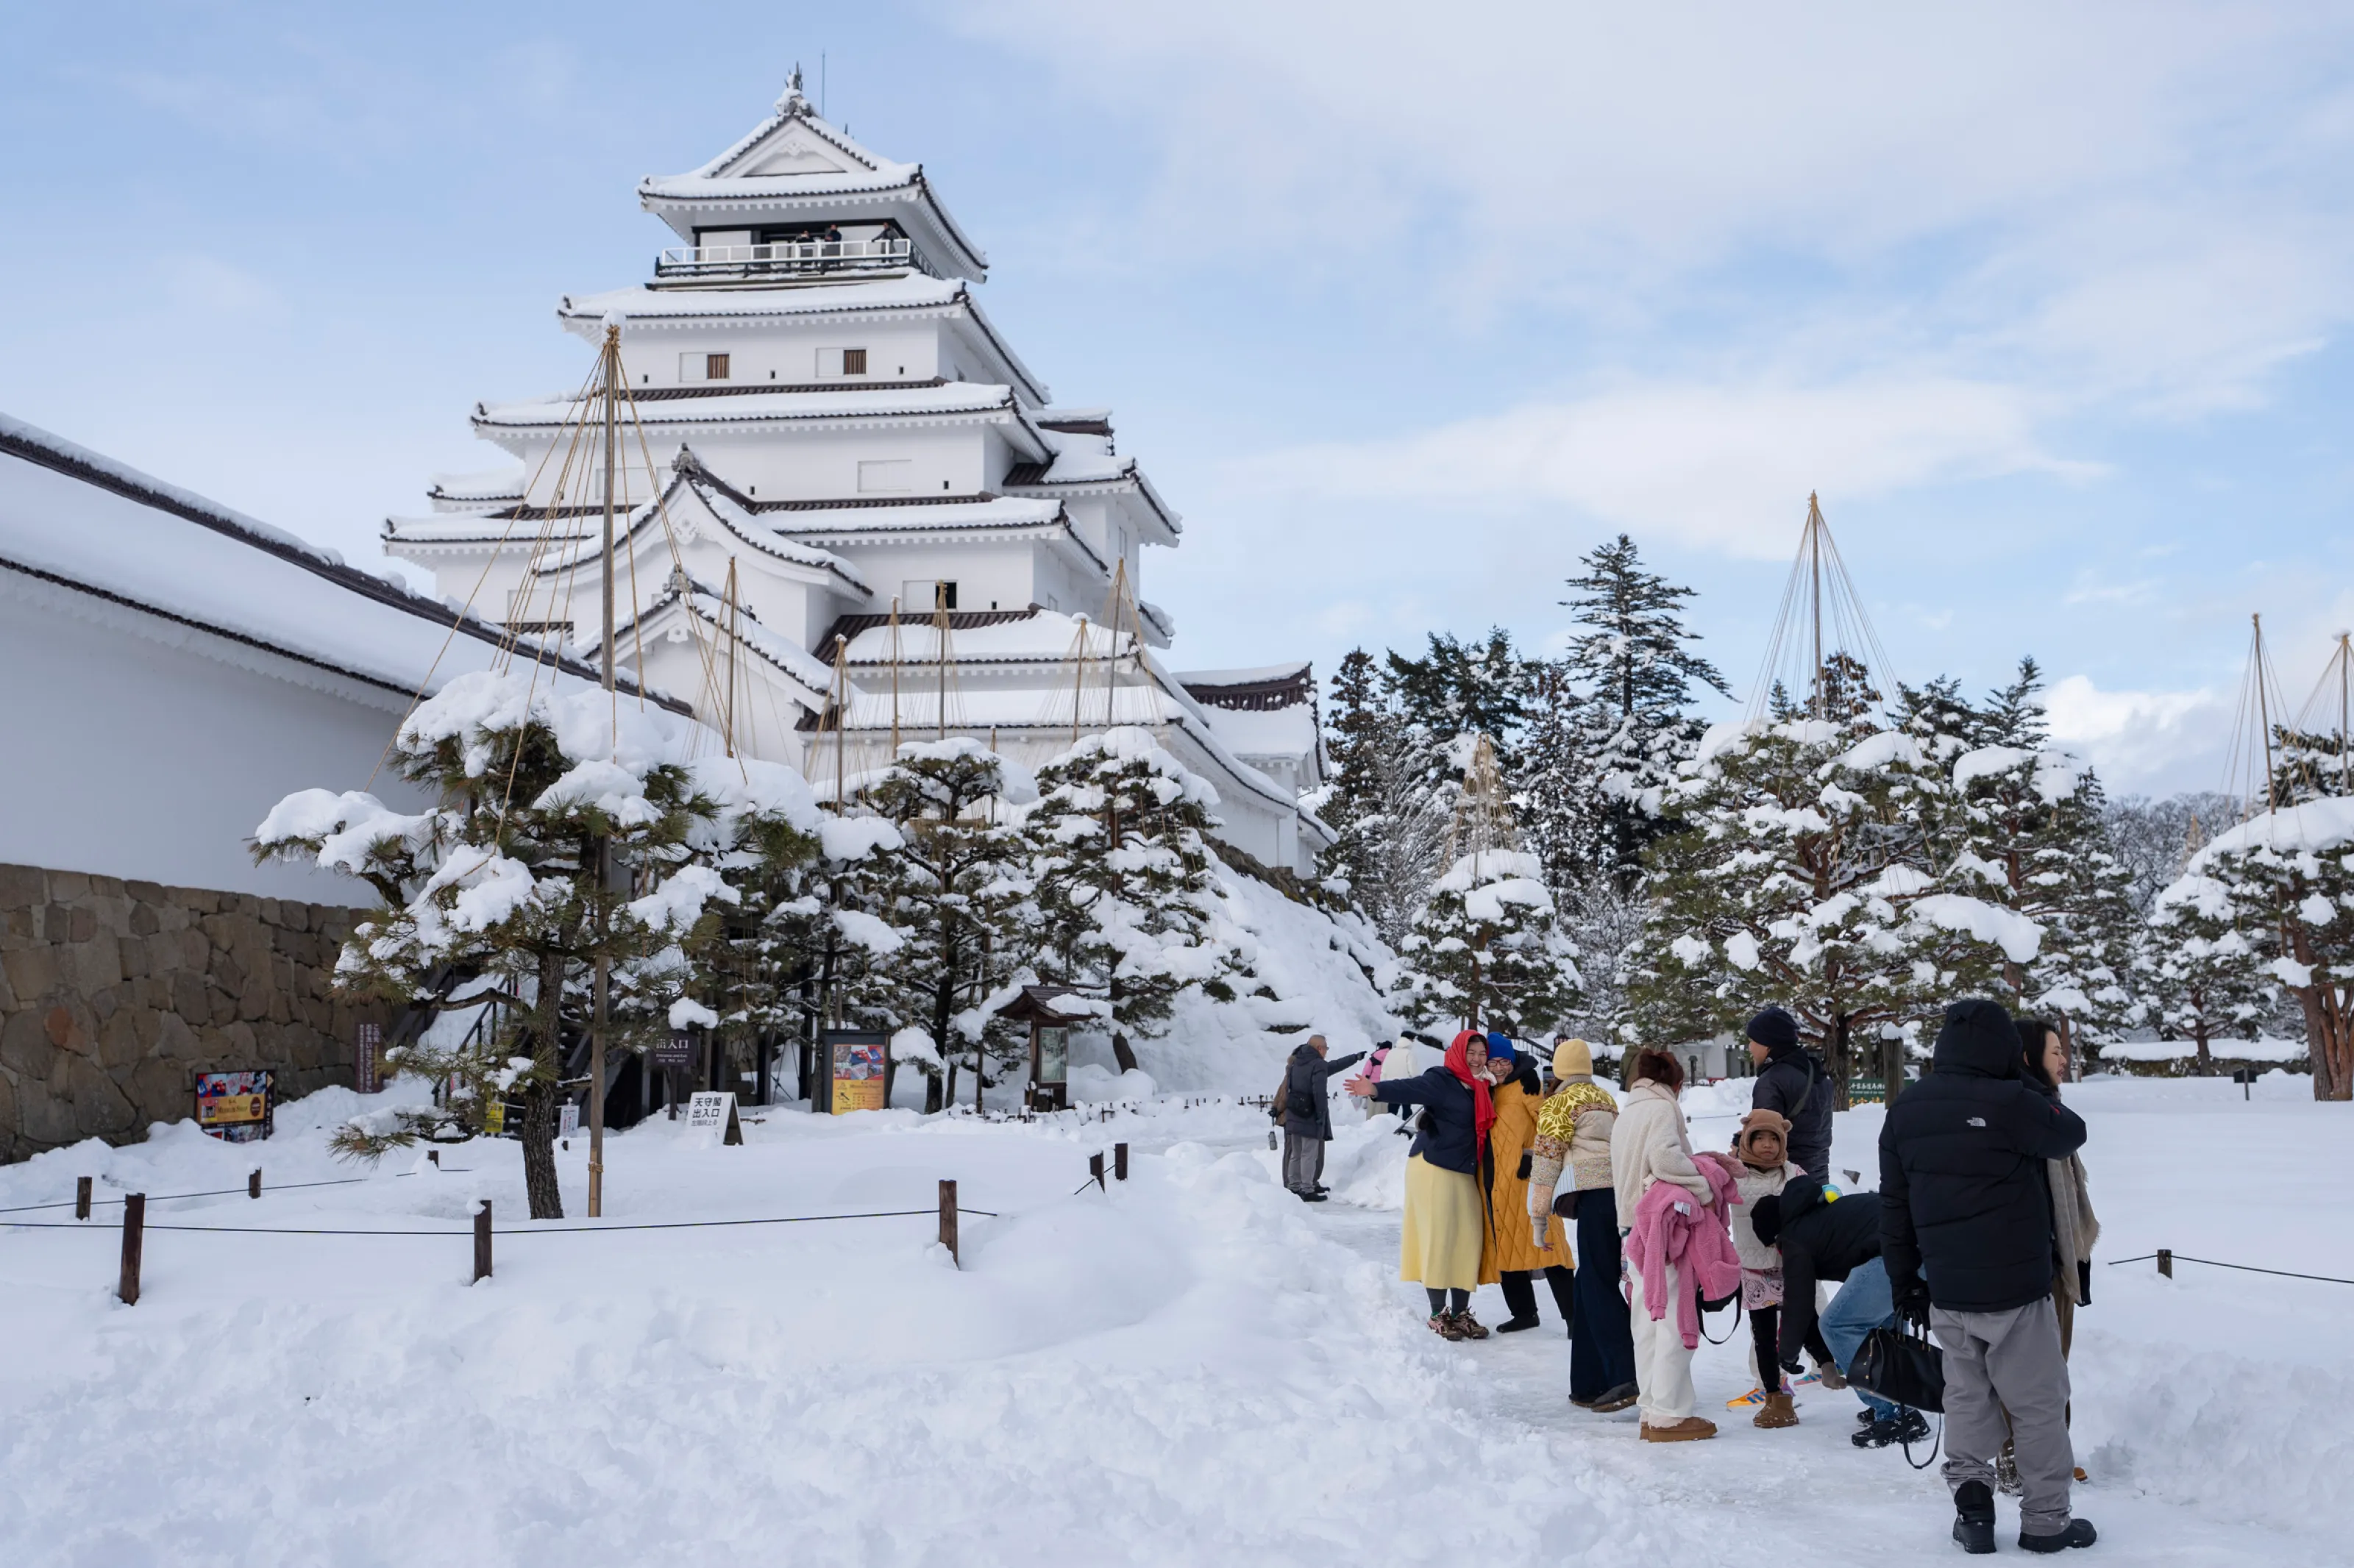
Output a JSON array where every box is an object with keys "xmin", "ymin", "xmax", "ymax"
[
  {"xmin": 2044, "ymin": 673, "xmax": 2233, "ymax": 791},
  {"xmin": 1229, "ymin": 375, "xmax": 2094, "ymax": 556}
]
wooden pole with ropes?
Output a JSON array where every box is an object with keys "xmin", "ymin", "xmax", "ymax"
[{"xmin": 590, "ymin": 324, "xmax": 621, "ymax": 1220}]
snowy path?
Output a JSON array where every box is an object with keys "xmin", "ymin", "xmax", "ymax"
[{"xmin": 0, "ymin": 1079, "xmax": 2344, "ymax": 1567}]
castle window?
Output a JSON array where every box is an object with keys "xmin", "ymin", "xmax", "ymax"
[
  {"xmin": 706, "ymin": 353, "xmax": 730, "ymax": 379},
  {"xmin": 843, "ymin": 348, "xmax": 868, "ymax": 375}
]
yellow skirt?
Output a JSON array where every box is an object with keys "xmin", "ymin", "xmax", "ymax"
[{"xmin": 1399, "ymin": 1153, "xmax": 1498, "ymax": 1290}]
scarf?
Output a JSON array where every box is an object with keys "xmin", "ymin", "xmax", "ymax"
[{"xmin": 1446, "ymin": 1029, "xmax": 1498, "ymax": 1154}]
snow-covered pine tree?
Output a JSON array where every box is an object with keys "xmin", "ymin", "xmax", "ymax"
[
  {"xmin": 255, "ymin": 670, "xmax": 747, "ymax": 1217},
  {"xmin": 1545, "ymin": 534, "xmax": 1732, "ymax": 890},
  {"xmin": 2143, "ymin": 860, "xmax": 2272, "ymax": 1075},
  {"xmin": 864, "ymin": 738, "xmax": 1036, "ymax": 1112},
  {"xmin": 1317, "ymin": 649, "xmax": 1452, "ymax": 945},
  {"xmin": 1922, "ymin": 660, "xmax": 2143, "ymax": 1072},
  {"xmin": 1028, "ymin": 727, "xmax": 1251, "ymax": 1072},
  {"xmin": 1385, "ymin": 629, "xmax": 1529, "ymax": 785},
  {"xmin": 1393, "ymin": 735, "xmax": 1581, "ymax": 1035},
  {"xmin": 1626, "ymin": 660, "xmax": 2039, "ymax": 1105},
  {"xmin": 2167, "ymin": 802, "xmax": 2354, "ymax": 1099}
]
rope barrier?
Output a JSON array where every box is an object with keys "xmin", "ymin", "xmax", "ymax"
[
  {"xmin": 0, "ymin": 1169, "xmax": 474, "ymax": 1216},
  {"xmin": 2107, "ymin": 1252, "xmax": 2354, "ymax": 1286},
  {"xmin": 0, "ymin": 1205, "xmax": 1001, "ymax": 1238}
]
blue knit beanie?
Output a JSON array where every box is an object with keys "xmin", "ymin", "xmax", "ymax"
[{"xmin": 1484, "ymin": 1031, "xmax": 1515, "ymax": 1065}]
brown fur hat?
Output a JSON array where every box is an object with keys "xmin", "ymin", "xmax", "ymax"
[{"xmin": 1735, "ymin": 1108, "xmax": 1791, "ymax": 1171}]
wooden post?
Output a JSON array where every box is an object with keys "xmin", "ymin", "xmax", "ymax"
[
  {"xmin": 2158, "ymin": 1248, "xmax": 2172, "ymax": 1279},
  {"xmin": 118, "ymin": 1194, "xmax": 145, "ymax": 1305},
  {"xmin": 939, "ymin": 1180, "xmax": 959, "ymax": 1266},
  {"xmin": 428, "ymin": 1149, "xmax": 440, "ymax": 1168},
  {"xmin": 473, "ymin": 1200, "xmax": 493, "ymax": 1283},
  {"xmin": 1114, "ymin": 1142, "xmax": 1128, "ymax": 1182},
  {"xmin": 248, "ymin": 1169, "xmax": 261, "ymax": 1200},
  {"xmin": 74, "ymin": 1175, "xmax": 91, "ymax": 1221},
  {"xmin": 1089, "ymin": 1152, "xmax": 1106, "ymax": 1190}
]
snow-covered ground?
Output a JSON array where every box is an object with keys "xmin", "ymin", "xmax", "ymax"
[{"xmin": 1, "ymin": 1074, "xmax": 2345, "ymax": 1566}]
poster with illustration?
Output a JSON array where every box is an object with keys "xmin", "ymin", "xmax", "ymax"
[
  {"xmin": 824, "ymin": 1030, "xmax": 890, "ymax": 1114},
  {"xmin": 195, "ymin": 1070, "xmax": 274, "ymax": 1144}
]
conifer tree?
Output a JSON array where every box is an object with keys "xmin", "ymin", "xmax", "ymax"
[
  {"xmin": 1318, "ymin": 649, "xmax": 1452, "ymax": 944},
  {"xmin": 2143, "ymin": 866, "xmax": 2272, "ymax": 1074},
  {"xmin": 1626, "ymin": 663, "xmax": 2038, "ymax": 1104},
  {"xmin": 864, "ymin": 739, "xmax": 1036, "ymax": 1111},
  {"xmin": 1921, "ymin": 660, "xmax": 2142, "ymax": 1069},
  {"xmin": 1548, "ymin": 535, "xmax": 1732, "ymax": 888},
  {"xmin": 1029, "ymin": 727, "xmax": 1251, "ymax": 1072},
  {"xmin": 255, "ymin": 671, "xmax": 747, "ymax": 1216},
  {"xmin": 1386, "ymin": 629, "xmax": 1529, "ymax": 783},
  {"xmin": 1393, "ymin": 736, "xmax": 1581, "ymax": 1034}
]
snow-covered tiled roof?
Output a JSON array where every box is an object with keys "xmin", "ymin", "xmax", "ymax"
[
  {"xmin": 0, "ymin": 413, "xmax": 669, "ymax": 708},
  {"xmin": 473, "ymin": 382, "xmax": 1045, "ymax": 456},
  {"xmin": 556, "ymin": 279, "xmax": 1048, "ymax": 405},
  {"xmin": 607, "ymin": 575, "xmax": 836, "ymax": 700},
  {"xmin": 636, "ymin": 76, "xmax": 986, "ymax": 279},
  {"xmin": 771, "ymin": 494, "xmax": 1064, "ymax": 535},
  {"xmin": 427, "ymin": 466, "xmax": 525, "ymax": 511}
]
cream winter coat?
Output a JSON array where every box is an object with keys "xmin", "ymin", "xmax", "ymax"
[
  {"xmin": 1610, "ymin": 1079, "xmax": 1712, "ymax": 1227},
  {"xmin": 1724, "ymin": 1157, "xmax": 1801, "ymax": 1272}
]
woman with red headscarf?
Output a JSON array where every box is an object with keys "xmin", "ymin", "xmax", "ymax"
[{"xmin": 1345, "ymin": 1029, "xmax": 1501, "ymax": 1340}]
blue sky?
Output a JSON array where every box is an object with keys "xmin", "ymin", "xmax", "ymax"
[{"xmin": 8, "ymin": 1, "xmax": 2354, "ymax": 793}]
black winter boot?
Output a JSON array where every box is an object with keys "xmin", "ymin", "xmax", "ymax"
[
  {"xmin": 1952, "ymin": 1480, "xmax": 1996, "ymax": 1555},
  {"xmin": 2019, "ymin": 1520, "xmax": 2098, "ymax": 1553}
]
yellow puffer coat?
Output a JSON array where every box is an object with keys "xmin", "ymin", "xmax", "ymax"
[{"xmin": 1488, "ymin": 1075, "xmax": 1569, "ymax": 1272}]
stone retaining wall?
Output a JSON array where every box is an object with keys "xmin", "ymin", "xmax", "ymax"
[{"xmin": 0, "ymin": 863, "xmax": 385, "ymax": 1163}]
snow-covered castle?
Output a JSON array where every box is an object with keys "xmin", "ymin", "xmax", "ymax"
[{"xmin": 385, "ymin": 72, "xmax": 1327, "ymax": 874}]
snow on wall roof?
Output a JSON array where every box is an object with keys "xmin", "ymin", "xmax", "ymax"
[
  {"xmin": 427, "ymin": 466, "xmax": 525, "ymax": 504},
  {"xmin": 1192, "ymin": 702, "xmax": 1322, "ymax": 764},
  {"xmin": 772, "ymin": 494, "xmax": 1064, "ymax": 535},
  {"xmin": 0, "ymin": 413, "xmax": 673, "ymax": 710},
  {"xmin": 1176, "ymin": 662, "xmax": 1315, "ymax": 696}
]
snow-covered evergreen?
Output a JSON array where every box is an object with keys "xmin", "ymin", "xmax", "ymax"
[{"xmin": 1029, "ymin": 727, "xmax": 1253, "ymax": 1072}]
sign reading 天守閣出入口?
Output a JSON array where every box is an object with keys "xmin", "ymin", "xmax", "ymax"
[
  {"xmin": 196, "ymin": 1071, "xmax": 275, "ymax": 1144},
  {"xmin": 686, "ymin": 1091, "xmax": 742, "ymax": 1144},
  {"xmin": 824, "ymin": 1031, "xmax": 889, "ymax": 1115}
]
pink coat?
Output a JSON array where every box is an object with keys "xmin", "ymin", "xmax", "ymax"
[{"xmin": 1625, "ymin": 1156, "xmax": 1745, "ymax": 1348}]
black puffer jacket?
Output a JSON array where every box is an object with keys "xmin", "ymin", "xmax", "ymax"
[
  {"xmin": 1774, "ymin": 1172, "xmax": 1882, "ymax": 1363},
  {"xmin": 1880, "ymin": 999, "xmax": 2088, "ymax": 1314},
  {"xmin": 1753, "ymin": 1044, "xmax": 1835, "ymax": 1178}
]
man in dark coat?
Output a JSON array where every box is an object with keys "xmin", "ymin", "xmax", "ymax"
[
  {"xmin": 1882, "ymin": 997, "xmax": 2093, "ymax": 1555},
  {"xmin": 1754, "ymin": 1174, "xmax": 1921, "ymax": 1447},
  {"xmin": 1747, "ymin": 1006, "xmax": 1833, "ymax": 1179},
  {"xmin": 1279, "ymin": 1035, "xmax": 1364, "ymax": 1201}
]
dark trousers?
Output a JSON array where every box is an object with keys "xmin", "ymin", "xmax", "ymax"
[
  {"xmin": 1498, "ymin": 1265, "xmax": 1576, "ymax": 1325},
  {"xmin": 1571, "ymin": 1187, "xmax": 1638, "ymax": 1399}
]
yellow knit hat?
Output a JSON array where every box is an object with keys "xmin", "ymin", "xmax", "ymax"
[{"xmin": 1552, "ymin": 1038, "xmax": 1593, "ymax": 1077}]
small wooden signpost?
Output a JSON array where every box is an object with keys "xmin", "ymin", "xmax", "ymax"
[
  {"xmin": 997, "ymin": 987, "xmax": 1092, "ymax": 1113},
  {"xmin": 686, "ymin": 1091, "xmax": 743, "ymax": 1144}
]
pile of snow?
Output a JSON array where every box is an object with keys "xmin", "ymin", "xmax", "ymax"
[{"xmin": 2099, "ymin": 1038, "xmax": 2306, "ymax": 1064}]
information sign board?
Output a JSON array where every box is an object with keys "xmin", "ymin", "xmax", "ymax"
[
  {"xmin": 822, "ymin": 1030, "xmax": 889, "ymax": 1115},
  {"xmin": 195, "ymin": 1070, "xmax": 274, "ymax": 1144},
  {"xmin": 686, "ymin": 1091, "xmax": 742, "ymax": 1144},
  {"xmin": 355, "ymin": 1023, "xmax": 383, "ymax": 1094}
]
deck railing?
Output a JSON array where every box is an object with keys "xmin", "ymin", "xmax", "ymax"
[{"xmin": 655, "ymin": 238, "xmax": 913, "ymax": 277}]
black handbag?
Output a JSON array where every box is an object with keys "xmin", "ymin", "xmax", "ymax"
[{"xmin": 1850, "ymin": 1320, "xmax": 1945, "ymax": 1414}]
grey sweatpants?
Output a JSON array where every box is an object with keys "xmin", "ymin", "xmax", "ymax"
[
  {"xmin": 1282, "ymin": 1130, "xmax": 1326, "ymax": 1192},
  {"xmin": 1932, "ymin": 1298, "xmax": 2074, "ymax": 1537}
]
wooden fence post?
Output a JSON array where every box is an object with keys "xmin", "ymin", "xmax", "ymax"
[
  {"xmin": 472, "ymin": 1200, "xmax": 493, "ymax": 1283},
  {"xmin": 1114, "ymin": 1142, "xmax": 1128, "ymax": 1182},
  {"xmin": 118, "ymin": 1194, "xmax": 145, "ymax": 1305},
  {"xmin": 2158, "ymin": 1248, "xmax": 2172, "ymax": 1279},
  {"xmin": 75, "ymin": 1175, "xmax": 91, "ymax": 1221},
  {"xmin": 1089, "ymin": 1152, "xmax": 1105, "ymax": 1190},
  {"xmin": 249, "ymin": 1169, "xmax": 261, "ymax": 1200},
  {"xmin": 939, "ymin": 1180, "xmax": 959, "ymax": 1266}
]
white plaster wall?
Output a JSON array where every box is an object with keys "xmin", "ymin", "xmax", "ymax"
[{"xmin": 0, "ymin": 576, "xmax": 431, "ymax": 900}]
